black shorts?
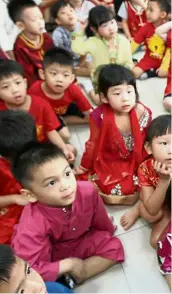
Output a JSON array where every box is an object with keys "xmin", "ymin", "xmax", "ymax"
[{"xmin": 56, "ymin": 103, "xmax": 85, "ymax": 131}]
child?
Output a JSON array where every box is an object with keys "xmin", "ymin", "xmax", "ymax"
[
  {"xmin": 50, "ymin": 0, "xmax": 97, "ymax": 103},
  {"xmin": 157, "ymin": 184, "xmax": 171, "ymax": 290},
  {"xmin": 72, "ymin": 6, "xmax": 133, "ymax": 77},
  {"xmin": 156, "ymin": 21, "xmax": 172, "ymax": 111},
  {"xmin": 131, "ymin": 0, "xmax": 171, "ymax": 79},
  {"xmin": 7, "ymin": 0, "xmax": 54, "ymax": 86},
  {"xmin": 75, "ymin": 64, "xmax": 152, "ymax": 205},
  {"xmin": 0, "ymin": 110, "xmax": 37, "ymax": 244},
  {"xmin": 0, "ymin": 60, "xmax": 74, "ymax": 161},
  {"xmin": 0, "ymin": 244, "xmax": 73, "ymax": 293},
  {"xmin": 68, "ymin": 0, "xmax": 95, "ymax": 23},
  {"xmin": 118, "ymin": 0, "xmax": 147, "ymax": 40},
  {"xmin": 121, "ymin": 115, "xmax": 171, "ymax": 233},
  {"xmin": 28, "ymin": 47, "xmax": 92, "ymax": 141},
  {"xmin": 11, "ymin": 142, "xmax": 124, "ymax": 283}
]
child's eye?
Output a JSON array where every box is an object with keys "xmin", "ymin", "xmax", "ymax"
[
  {"xmin": 20, "ymin": 290, "xmax": 25, "ymax": 294},
  {"xmin": 114, "ymin": 92, "xmax": 120, "ymax": 96},
  {"xmin": 64, "ymin": 74, "xmax": 69, "ymax": 77},
  {"xmin": 16, "ymin": 81, "xmax": 21, "ymax": 85},
  {"xmin": 160, "ymin": 142, "xmax": 167, "ymax": 145},
  {"xmin": 51, "ymin": 72, "xmax": 56, "ymax": 76},
  {"xmin": 27, "ymin": 266, "xmax": 31, "ymax": 274},
  {"xmin": 2, "ymin": 86, "xmax": 8, "ymax": 89},
  {"xmin": 66, "ymin": 171, "xmax": 71, "ymax": 177},
  {"xmin": 48, "ymin": 180, "xmax": 56, "ymax": 186}
]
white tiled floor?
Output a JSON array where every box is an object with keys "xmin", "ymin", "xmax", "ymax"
[{"xmin": 70, "ymin": 64, "xmax": 170, "ymax": 292}]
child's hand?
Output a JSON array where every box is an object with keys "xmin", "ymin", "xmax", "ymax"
[
  {"xmin": 74, "ymin": 166, "xmax": 87, "ymax": 175},
  {"xmin": 14, "ymin": 194, "xmax": 31, "ymax": 206},
  {"xmin": 153, "ymin": 161, "xmax": 172, "ymax": 179},
  {"xmin": 156, "ymin": 67, "xmax": 167, "ymax": 78},
  {"xmin": 69, "ymin": 258, "xmax": 86, "ymax": 283},
  {"xmin": 63, "ymin": 147, "xmax": 75, "ymax": 163}
]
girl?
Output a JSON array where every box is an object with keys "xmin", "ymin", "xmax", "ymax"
[
  {"xmin": 68, "ymin": 0, "xmax": 95, "ymax": 23},
  {"xmin": 121, "ymin": 115, "xmax": 171, "ymax": 234},
  {"xmin": 75, "ymin": 64, "xmax": 152, "ymax": 205},
  {"xmin": 72, "ymin": 6, "xmax": 133, "ymax": 76}
]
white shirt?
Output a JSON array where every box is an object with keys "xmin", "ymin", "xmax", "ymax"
[{"xmin": 75, "ymin": 1, "xmax": 95, "ymax": 22}]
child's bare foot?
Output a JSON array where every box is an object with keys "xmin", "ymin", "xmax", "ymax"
[{"xmin": 120, "ymin": 202, "xmax": 140, "ymax": 230}]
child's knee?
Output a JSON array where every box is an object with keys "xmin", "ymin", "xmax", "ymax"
[
  {"xmin": 59, "ymin": 128, "xmax": 71, "ymax": 142},
  {"xmin": 163, "ymin": 97, "xmax": 172, "ymax": 111},
  {"xmin": 132, "ymin": 67, "xmax": 143, "ymax": 79}
]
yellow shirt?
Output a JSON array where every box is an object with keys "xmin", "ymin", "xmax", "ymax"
[{"xmin": 72, "ymin": 33, "xmax": 133, "ymax": 75}]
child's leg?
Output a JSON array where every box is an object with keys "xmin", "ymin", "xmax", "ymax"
[
  {"xmin": 139, "ymin": 201, "xmax": 164, "ymax": 223},
  {"xmin": 132, "ymin": 66, "xmax": 144, "ymax": 78},
  {"xmin": 120, "ymin": 201, "xmax": 140, "ymax": 230},
  {"xmin": 165, "ymin": 275, "xmax": 171, "ymax": 290},
  {"xmin": 63, "ymin": 103, "xmax": 89, "ymax": 125},
  {"xmin": 163, "ymin": 96, "xmax": 172, "ymax": 111}
]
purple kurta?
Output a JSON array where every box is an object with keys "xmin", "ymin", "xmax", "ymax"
[{"xmin": 12, "ymin": 181, "xmax": 124, "ymax": 281}]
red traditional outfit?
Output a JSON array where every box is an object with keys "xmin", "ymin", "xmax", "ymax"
[
  {"xmin": 125, "ymin": 1, "xmax": 147, "ymax": 38},
  {"xmin": 138, "ymin": 157, "xmax": 159, "ymax": 188},
  {"xmin": 28, "ymin": 81, "xmax": 92, "ymax": 115},
  {"xmin": 0, "ymin": 158, "xmax": 23, "ymax": 244},
  {"xmin": 133, "ymin": 23, "xmax": 167, "ymax": 71},
  {"xmin": 78, "ymin": 103, "xmax": 151, "ymax": 200},
  {"xmin": 11, "ymin": 181, "xmax": 124, "ymax": 281},
  {"xmin": 0, "ymin": 96, "xmax": 61, "ymax": 142},
  {"xmin": 14, "ymin": 33, "xmax": 53, "ymax": 86},
  {"xmin": 164, "ymin": 29, "xmax": 171, "ymax": 97}
]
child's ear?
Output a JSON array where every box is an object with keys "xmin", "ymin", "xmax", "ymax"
[
  {"xmin": 23, "ymin": 78, "xmax": 28, "ymax": 89},
  {"xmin": 38, "ymin": 69, "xmax": 45, "ymax": 80},
  {"xmin": 100, "ymin": 93, "xmax": 108, "ymax": 104},
  {"xmin": 55, "ymin": 17, "xmax": 60, "ymax": 26},
  {"xmin": 160, "ymin": 11, "xmax": 167, "ymax": 19},
  {"xmin": 20, "ymin": 189, "xmax": 37, "ymax": 203},
  {"xmin": 70, "ymin": 74, "xmax": 75, "ymax": 83},
  {"xmin": 16, "ymin": 21, "xmax": 25, "ymax": 31},
  {"xmin": 144, "ymin": 142, "xmax": 152, "ymax": 155}
]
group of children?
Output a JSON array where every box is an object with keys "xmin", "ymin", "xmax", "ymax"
[{"xmin": 0, "ymin": 0, "xmax": 171, "ymax": 292}]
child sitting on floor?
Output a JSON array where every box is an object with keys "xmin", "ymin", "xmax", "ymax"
[
  {"xmin": 131, "ymin": 0, "xmax": 171, "ymax": 79},
  {"xmin": 75, "ymin": 64, "xmax": 152, "ymax": 205},
  {"xmin": 28, "ymin": 47, "xmax": 92, "ymax": 142},
  {"xmin": 11, "ymin": 142, "xmax": 124, "ymax": 283},
  {"xmin": 156, "ymin": 21, "xmax": 172, "ymax": 111},
  {"xmin": 0, "ymin": 110, "xmax": 37, "ymax": 244},
  {"xmin": 7, "ymin": 0, "xmax": 53, "ymax": 86},
  {"xmin": 72, "ymin": 6, "xmax": 133, "ymax": 78},
  {"xmin": 0, "ymin": 60, "xmax": 74, "ymax": 161},
  {"xmin": 121, "ymin": 115, "xmax": 171, "ymax": 234},
  {"xmin": 118, "ymin": 0, "xmax": 147, "ymax": 41},
  {"xmin": 68, "ymin": 0, "xmax": 95, "ymax": 23},
  {"xmin": 0, "ymin": 244, "xmax": 73, "ymax": 293}
]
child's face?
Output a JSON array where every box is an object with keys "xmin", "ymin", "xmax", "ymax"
[
  {"xmin": 25, "ymin": 157, "xmax": 77, "ymax": 207},
  {"xmin": 102, "ymin": 83, "xmax": 136, "ymax": 113},
  {"xmin": 55, "ymin": 5, "xmax": 77, "ymax": 29},
  {"xmin": 148, "ymin": 132, "xmax": 172, "ymax": 168},
  {"xmin": 0, "ymin": 74, "xmax": 27, "ymax": 107},
  {"xmin": 97, "ymin": 19, "xmax": 118, "ymax": 40},
  {"xmin": 43, "ymin": 63, "xmax": 74, "ymax": 94},
  {"xmin": 17, "ymin": 6, "xmax": 45, "ymax": 35},
  {"xmin": 146, "ymin": 1, "xmax": 166, "ymax": 23},
  {"xmin": 0, "ymin": 256, "xmax": 46, "ymax": 294}
]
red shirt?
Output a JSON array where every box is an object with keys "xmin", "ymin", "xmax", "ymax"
[
  {"xmin": 134, "ymin": 22, "xmax": 166, "ymax": 60},
  {"xmin": 14, "ymin": 33, "xmax": 53, "ymax": 86},
  {"xmin": 138, "ymin": 157, "xmax": 159, "ymax": 188},
  {"xmin": 126, "ymin": 1, "xmax": 147, "ymax": 38},
  {"xmin": 0, "ymin": 158, "xmax": 23, "ymax": 244},
  {"xmin": 28, "ymin": 81, "xmax": 92, "ymax": 115},
  {"xmin": 166, "ymin": 29, "xmax": 172, "ymax": 48},
  {"xmin": 0, "ymin": 95, "xmax": 61, "ymax": 142}
]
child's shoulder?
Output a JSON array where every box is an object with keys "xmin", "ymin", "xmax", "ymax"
[
  {"xmin": 29, "ymin": 93, "xmax": 51, "ymax": 109},
  {"xmin": 77, "ymin": 181, "xmax": 98, "ymax": 198},
  {"xmin": 135, "ymin": 102, "xmax": 151, "ymax": 120}
]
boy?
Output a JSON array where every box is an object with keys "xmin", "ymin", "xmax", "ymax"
[
  {"xmin": 131, "ymin": 0, "xmax": 171, "ymax": 79},
  {"xmin": 7, "ymin": 0, "xmax": 54, "ymax": 86},
  {"xmin": 0, "ymin": 244, "xmax": 73, "ymax": 293},
  {"xmin": 0, "ymin": 60, "xmax": 74, "ymax": 161},
  {"xmin": 29, "ymin": 47, "xmax": 92, "ymax": 141},
  {"xmin": 50, "ymin": 0, "xmax": 98, "ymax": 104},
  {"xmin": 0, "ymin": 110, "xmax": 37, "ymax": 244},
  {"xmin": 11, "ymin": 142, "xmax": 124, "ymax": 283}
]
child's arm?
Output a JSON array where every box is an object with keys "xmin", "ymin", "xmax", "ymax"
[
  {"xmin": 141, "ymin": 161, "xmax": 171, "ymax": 215},
  {"xmin": 122, "ymin": 37, "xmax": 134, "ymax": 69},
  {"xmin": 0, "ymin": 194, "xmax": 30, "ymax": 208},
  {"xmin": 121, "ymin": 19, "xmax": 133, "ymax": 41},
  {"xmin": 157, "ymin": 48, "xmax": 171, "ymax": 76},
  {"xmin": 52, "ymin": 29, "xmax": 65, "ymax": 48},
  {"xmin": 155, "ymin": 22, "xmax": 172, "ymax": 41}
]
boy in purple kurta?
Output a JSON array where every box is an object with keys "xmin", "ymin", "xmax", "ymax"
[{"xmin": 11, "ymin": 142, "xmax": 124, "ymax": 284}]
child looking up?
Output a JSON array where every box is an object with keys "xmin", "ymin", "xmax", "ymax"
[
  {"xmin": 131, "ymin": 0, "xmax": 171, "ymax": 79},
  {"xmin": 0, "ymin": 110, "xmax": 37, "ymax": 244},
  {"xmin": 11, "ymin": 142, "xmax": 124, "ymax": 283},
  {"xmin": 0, "ymin": 244, "xmax": 73, "ymax": 293},
  {"xmin": 29, "ymin": 47, "xmax": 92, "ymax": 142},
  {"xmin": 7, "ymin": 0, "xmax": 54, "ymax": 86},
  {"xmin": 0, "ymin": 60, "xmax": 74, "ymax": 161},
  {"xmin": 72, "ymin": 6, "xmax": 133, "ymax": 76},
  {"xmin": 75, "ymin": 64, "xmax": 152, "ymax": 205},
  {"xmin": 121, "ymin": 115, "xmax": 171, "ymax": 233}
]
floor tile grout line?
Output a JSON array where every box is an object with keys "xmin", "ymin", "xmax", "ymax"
[{"xmin": 121, "ymin": 264, "xmax": 132, "ymax": 294}]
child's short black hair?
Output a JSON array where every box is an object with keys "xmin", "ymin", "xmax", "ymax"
[
  {"xmin": 149, "ymin": 0, "xmax": 170, "ymax": 13},
  {"xmin": 12, "ymin": 142, "xmax": 66, "ymax": 189},
  {"xmin": 98, "ymin": 64, "xmax": 139, "ymax": 100},
  {"xmin": 88, "ymin": 6, "xmax": 115, "ymax": 30},
  {"xmin": 0, "ymin": 60, "xmax": 24, "ymax": 81},
  {"xmin": 51, "ymin": 0, "xmax": 73, "ymax": 19},
  {"xmin": 8, "ymin": 0, "xmax": 37, "ymax": 24},
  {"xmin": 43, "ymin": 47, "xmax": 73, "ymax": 69},
  {"xmin": 0, "ymin": 110, "xmax": 36, "ymax": 159},
  {"xmin": 146, "ymin": 115, "xmax": 171, "ymax": 143},
  {"xmin": 0, "ymin": 245, "xmax": 16, "ymax": 284}
]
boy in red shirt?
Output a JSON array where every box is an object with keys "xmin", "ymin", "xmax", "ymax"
[
  {"xmin": 7, "ymin": 0, "xmax": 54, "ymax": 86},
  {"xmin": 0, "ymin": 110, "xmax": 37, "ymax": 244},
  {"xmin": 131, "ymin": 0, "xmax": 170, "ymax": 79},
  {"xmin": 0, "ymin": 60, "xmax": 74, "ymax": 161},
  {"xmin": 29, "ymin": 47, "xmax": 92, "ymax": 141}
]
